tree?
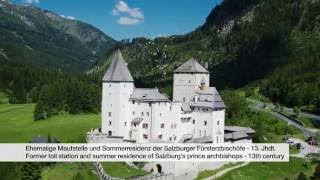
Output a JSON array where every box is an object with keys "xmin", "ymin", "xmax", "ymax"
[
  {"xmin": 297, "ymin": 172, "xmax": 307, "ymax": 180},
  {"xmin": 311, "ymin": 164, "xmax": 320, "ymax": 180},
  {"xmin": 293, "ymin": 106, "xmax": 301, "ymax": 118}
]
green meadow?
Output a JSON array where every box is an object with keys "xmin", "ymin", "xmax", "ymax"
[
  {"xmin": 0, "ymin": 103, "xmax": 100, "ymax": 143},
  {"xmin": 41, "ymin": 163, "xmax": 98, "ymax": 180},
  {"xmin": 219, "ymin": 157, "xmax": 317, "ymax": 180}
]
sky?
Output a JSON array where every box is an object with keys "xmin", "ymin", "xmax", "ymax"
[{"xmin": 11, "ymin": 0, "xmax": 221, "ymax": 40}]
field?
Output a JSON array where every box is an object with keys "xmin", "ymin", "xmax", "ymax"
[
  {"xmin": 0, "ymin": 103, "xmax": 100, "ymax": 143},
  {"xmin": 41, "ymin": 163, "xmax": 98, "ymax": 180},
  {"xmin": 196, "ymin": 163, "xmax": 242, "ymax": 180},
  {"xmin": 219, "ymin": 157, "xmax": 317, "ymax": 180},
  {"xmin": 102, "ymin": 162, "xmax": 147, "ymax": 178}
]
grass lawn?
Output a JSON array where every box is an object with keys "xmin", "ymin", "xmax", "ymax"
[
  {"xmin": 41, "ymin": 163, "xmax": 98, "ymax": 180},
  {"xmin": 196, "ymin": 163, "xmax": 242, "ymax": 180},
  {"xmin": 102, "ymin": 162, "xmax": 147, "ymax": 178},
  {"xmin": 219, "ymin": 157, "xmax": 316, "ymax": 180},
  {"xmin": 0, "ymin": 103, "xmax": 100, "ymax": 143}
]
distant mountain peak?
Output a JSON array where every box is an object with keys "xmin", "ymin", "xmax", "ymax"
[{"xmin": 0, "ymin": 1, "xmax": 117, "ymax": 71}]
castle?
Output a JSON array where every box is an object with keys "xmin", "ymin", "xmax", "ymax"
[
  {"xmin": 101, "ymin": 49, "xmax": 225, "ymax": 144},
  {"xmin": 87, "ymin": 50, "xmax": 255, "ymax": 179}
]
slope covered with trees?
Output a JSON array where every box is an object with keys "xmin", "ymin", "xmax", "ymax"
[
  {"xmin": 0, "ymin": 1, "xmax": 116, "ymax": 72},
  {"xmin": 94, "ymin": 0, "xmax": 320, "ymax": 113}
]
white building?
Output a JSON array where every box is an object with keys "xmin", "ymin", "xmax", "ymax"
[
  {"xmin": 100, "ymin": 50, "xmax": 226, "ymax": 144},
  {"xmin": 87, "ymin": 50, "xmax": 255, "ymax": 179}
]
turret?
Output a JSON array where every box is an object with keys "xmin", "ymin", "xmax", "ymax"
[
  {"xmin": 101, "ymin": 50, "xmax": 135, "ymax": 136},
  {"xmin": 173, "ymin": 58, "xmax": 209, "ymax": 103}
]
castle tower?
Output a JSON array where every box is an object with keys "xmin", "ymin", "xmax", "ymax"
[
  {"xmin": 101, "ymin": 50, "xmax": 134, "ymax": 136},
  {"xmin": 173, "ymin": 58, "xmax": 209, "ymax": 103}
]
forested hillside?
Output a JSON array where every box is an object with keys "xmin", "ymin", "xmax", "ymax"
[
  {"xmin": 94, "ymin": 0, "xmax": 320, "ymax": 113},
  {"xmin": 0, "ymin": 1, "xmax": 116, "ymax": 72}
]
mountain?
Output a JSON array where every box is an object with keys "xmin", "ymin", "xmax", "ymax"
[
  {"xmin": 94, "ymin": 0, "xmax": 320, "ymax": 112},
  {"xmin": 0, "ymin": 1, "xmax": 116, "ymax": 72}
]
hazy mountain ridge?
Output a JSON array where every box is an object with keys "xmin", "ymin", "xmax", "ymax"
[{"xmin": 0, "ymin": 1, "xmax": 116, "ymax": 71}]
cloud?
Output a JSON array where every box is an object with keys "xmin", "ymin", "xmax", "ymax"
[
  {"xmin": 24, "ymin": 0, "xmax": 39, "ymax": 4},
  {"xmin": 112, "ymin": 0, "xmax": 144, "ymax": 25},
  {"xmin": 60, "ymin": 14, "xmax": 76, "ymax": 20},
  {"xmin": 118, "ymin": 17, "xmax": 142, "ymax": 25}
]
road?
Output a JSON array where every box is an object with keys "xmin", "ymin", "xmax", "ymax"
[
  {"xmin": 248, "ymin": 98, "xmax": 320, "ymax": 121},
  {"xmin": 249, "ymin": 99, "xmax": 319, "ymax": 137},
  {"xmin": 270, "ymin": 112, "xmax": 317, "ymax": 137}
]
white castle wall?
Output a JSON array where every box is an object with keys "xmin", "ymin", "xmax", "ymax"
[
  {"xmin": 101, "ymin": 82, "xmax": 134, "ymax": 137},
  {"xmin": 212, "ymin": 109, "xmax": 225, "ymax": 143},
  {"xmin": 173, "ymin": 73, "xmax": 209, "ymax": 103}
]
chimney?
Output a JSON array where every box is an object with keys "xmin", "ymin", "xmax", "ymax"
[{"xmin": 205, "ymin": 62, "xmax": 209, "ymax": 69}]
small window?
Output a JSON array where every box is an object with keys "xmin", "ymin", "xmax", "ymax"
[
  {"xmin": 204, "ymin": 130, "xmax": 206, "ymax": 136},
  {"xmin": 170, "ymin": 106, "xmax": 172, "ymax": 111},
  {"xmin": 199, "ymin": 130, "xmax": 201, "ymax": 137},
  {"xmin": 141, "ymin": 112, "xmax": 144, "ymax": 116},
  {"xmin": 147, "ymin": 112, "xmax": 150, "ymax": 117},
  {"xmin": 183, "ymin": 97, "xmax": 186, "ymax": 102},
  {"xmin": 124, "ymin": 84, "xmax": 126, "ymax": 88},
  {"xmin": 142, "ymin": 123, "xmax": 148, "ymax": 129},
  {"xmin": 217, "ymin": 121, "xmax": 219, "ymax": 125},
  {"xmin": 161, "ymin": 124, "xmax": 165, "ymax": 128},
  {"xmin": 189, "ymin": 80, "xmax": 191, "ymax": 84},
  {"xmin": 174, "ymin": 136, "xmax": 176, "ymax": 141},
  {"xmin": 108, "ymin": 131, "xmax": 112, "ymax": 136},
  {"xmin": 109, "ymin": 121, "xmax": 112, "ymax": 125},
  {"xmin": 169, "ymin": 137, "xmax": 172, "ymax": 141},
  {"xmin": 216, "ymin": 136, "xmax": 219, "ymax": 143},
  {"xmin": 133, "ymin": 101, "xmax": 135, "ymax": 104},
  {"xmin": 204, "ymin": 121, "xmax": 207, "ymax": 126},
  {"xmin": 109, "ymin": 84, "xmax": 111, "ymax": 88},
  {"xmin": 124, "ymin": 122, "xmax": 127, "ymax": 126},
  {"xmin": 108, "ymin": 112, "xmax": 112, "ymax": 117},
  {"xmin": 143, "ymin": 134, "xmax": 148, "ymax": 139},
  {"xmin": 132, "ymin": 111, "xmax": 135, "ymax": 115},
  {"xmin": 110, "ymin": 104, "xmax": 112, "ymax": 107},
  {"xmin": 192, "ymin": 119, "xmax": 195, "ymax": 124},
  {"xmin": 159, "ymin": 113, "xmax": 162, "ymax": 117},
  {"xmin": 158, "ymin": 134, "xmax": 163, "ymax": 139}
]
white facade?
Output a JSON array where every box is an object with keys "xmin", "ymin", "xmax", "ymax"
[{"xmin": 101, "ymin": 52, "xmax": 226, "ymax": 144}]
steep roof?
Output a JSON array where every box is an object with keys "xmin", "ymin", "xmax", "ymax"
[
  {"xmin": 174, "ymin": 58, "xmax": 209, "ymax": 73},
  {"xmin": 130, "ymin": 88, "xmax": 169, "ymax": 102},
  {"xmin": 191, "ymin": 87, "xmax": 226, "ymax": 110},
  {"xmin": 103, "ymin": 49, "xmax": 134, "ymax": 82}
]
